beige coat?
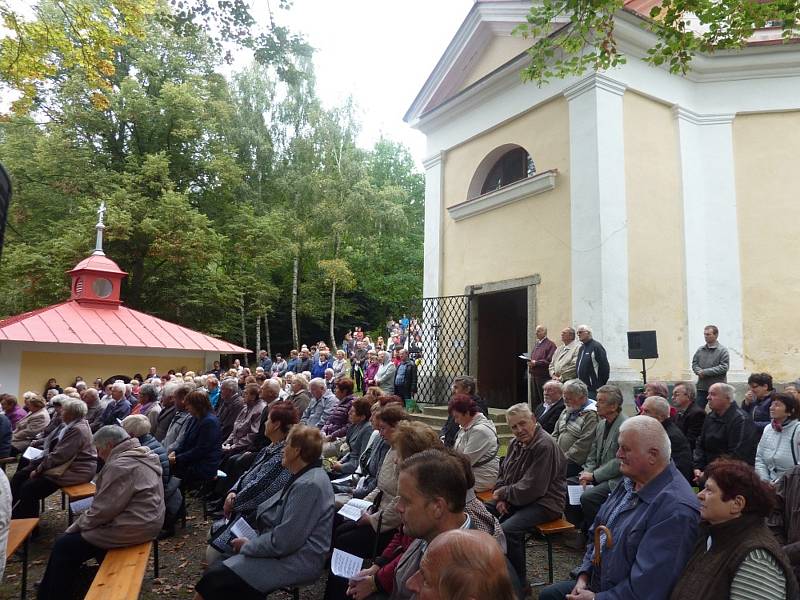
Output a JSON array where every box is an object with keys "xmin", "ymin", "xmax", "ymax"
[
  {"xmin": 11, "ymin": 408, "xmax": 50, "ymax": 451},
  {"xmin": 365, "ymin": 447, "xmax": 400, "ymax": 532},
  {"xmin": 66, "ymin": 437, "xmax": 164, "ymax": 548},
  {"xmin": 549, "ymin": 340, "xmax": 581, "ymax": 381},
  {"xmin": 33, "ymin": 419, "xmax": 97, "ymax": 487}
]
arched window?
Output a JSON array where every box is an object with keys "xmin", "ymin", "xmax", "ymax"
[{"xmin": 480, "ymin": 147, "xmax": 535, "ymax": 195}]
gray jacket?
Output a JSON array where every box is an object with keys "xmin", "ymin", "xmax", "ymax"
[
  {"xmin": 301, "ymin": 390, "xmax": 337, "ymax": 428},
  {"xmin": 691, "ymin": 343, "xmax": 729, "ymax": 391},
  {"xmin": 224, "ymin": 466, "xmax": 334, "ymax": 593},
  {"xmin": 162, "ymin": 410, "xmax": 192, "ymax": 453},
  {"xmin": 33, "ymin": 419, "xmax": 96, "ymax": 487}
]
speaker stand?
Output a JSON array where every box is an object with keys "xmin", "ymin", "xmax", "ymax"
[{"xmin": 640, "ymin": 358, "xmax": 648, "ymax": 385}]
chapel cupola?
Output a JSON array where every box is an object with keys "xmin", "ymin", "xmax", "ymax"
[{"xmin": 67, "ymin": 202, "xmax": 127, "ymax": 306}]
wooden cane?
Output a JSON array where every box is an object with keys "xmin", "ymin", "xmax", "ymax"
[{"xmin": 592, "ymin": 525, "xmax": 614, "ymax": 567}]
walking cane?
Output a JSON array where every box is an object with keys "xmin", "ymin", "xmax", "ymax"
[{"xmin": 592, "ymin": 525, "xmax": 614, "ymax": 568}]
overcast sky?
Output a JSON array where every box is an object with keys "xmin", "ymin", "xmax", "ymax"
[{"xmin": 264, "ymin": 0, "xmax": 475, "ymax": 165}]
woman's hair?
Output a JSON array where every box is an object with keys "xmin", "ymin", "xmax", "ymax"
[
  {"xmin": 364, "ymin": 386, "xmax": 384, "ymax": 401},
  {"xmin": 376, "ymin": 404, "xmax": 407, "ymax": 427},
  {"xmin": 704, "ymin": 458, "xmax": 777, "ymax": 517},
  {"xmin": 351, "ymin": 397, "xmax": 372, "ymax": 419},
  {"xmin": 268, "ymin": 401, "xmax": 299, "ymax": 434},
  {"xmin": 452, "ymin": 375, "xmax": 477, "ymax": 396},
  {"xmin": 287, "ymin": 424, "xmax": 323, "ymax": 463},
  {"xmin": 747, "ymin": 372, "xmax": 774, "ymax": 390},
  {"xmin": 335, "ymin": 377, "xmax": 355, "ymax": 396},
  {"xmin": 28, "ymin": 395, "xmax": 46, "ymax": 409},
  {"xmin": 394, "ymin": 421, "xmax": 443, "ymax": 460},
  {"xmin": 184, "ymin": 390, "xmax": 212, "ymax": 416},
  {"xmin": 448, "ymin": 394, "xmax": 478, "ymax": 417},
  {"xmin": 293, "ymin": 374, "xmax": 309, "ymax": 390},
  {"xmin": 243, "ymin": 382, "xmax": 261, "ymax": 401},
  {"xmin": 378, "ymin": 394, "xmax": 404, "ymax": 407},
  {"xmin": 121, "ymin": 414, "xmax": 151, "ymax": 437},
  {"xmin": 645, "ymin": 381, "xmax": 669, "ymax": 399},
  {"xmin": 772, "ymin": 392, "xmax": 799, "ymax": 419},
  {"xmin": 61, "ymin": 398, "xmax": 88, "ymax": 419}
]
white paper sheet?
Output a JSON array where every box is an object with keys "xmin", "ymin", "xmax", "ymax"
[
  {"xmin": 230, "ymin": 517, "xmax": 257, "ymax": 541},
  {"xmin": 70, "ymin": 496, "xmax": 94, "ymax": 515},
  {"xmin": 568, "ymin": 484, "xmax": 593, "ymax": 506},
  {"xmin": 337, "ymin": 498, "xmax": 372, "ymax": 521},
  {"xmin": 331, "ymin": 475, "xmax": 353, "ymax": 484},
  {"xmin": 217, "ymin": 469, "xmax": 227, "ymax": 478},
  {"xmin": 22, "ymin": 446, "xmax": 43, "ymax": 460},
  {"xmin": 331, "ymin": 548, "xmax": 366, "ymax": 580}
]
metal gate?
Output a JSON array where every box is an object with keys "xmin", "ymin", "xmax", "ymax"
[{"xmin": 408, "ymin": 295, "xmax": 471, "ymax": 405}]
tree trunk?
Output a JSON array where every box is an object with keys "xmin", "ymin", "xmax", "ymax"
[
  {"xmin": 240, "ymin": 293, "xmax": 248, "ymax": 365},
  {"xmin": 255, "ymin": 312, "xmax": 261, "ymax": 357},
  {"xmin": 264, "ymin": 313, "xmax": 272, "ymax": 357},
  {"xmin": 329, "ymin": 234, "xmax": 340, "ymax": 351},
  {"xmin": 291, "ymin": 253, "xmax": 300, "ymax": 349}
]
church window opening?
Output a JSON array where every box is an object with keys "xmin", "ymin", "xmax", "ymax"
[{"xmin": 480, "ymin": 147, "xmax": 535, "ymax": 195}]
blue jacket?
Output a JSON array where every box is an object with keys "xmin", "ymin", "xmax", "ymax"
[
  {"xmin": 175, "ymin": 413, "xmax": 222, "ymax": 480},
  {"xmin": 579, "ymin": 462, "xmax": 700, "ymax": 599},
  {"xmin": 310, "ymin": 359, "xmax": 331, "ymax": 379},
  {"xmin": 99, "ymin": 398, "xmax": 132, "ymax": 427}
]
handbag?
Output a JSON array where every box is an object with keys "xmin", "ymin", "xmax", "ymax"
[{"xmin": 43, "ymin": 455, "xmax": 76, "ymax": 478}]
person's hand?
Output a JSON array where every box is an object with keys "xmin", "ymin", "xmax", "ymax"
[
  {"xmin": 693, "ymin": 469, "xmax": 703, "ymax": 484},
  {"xmin": 347, "ymin": 575, "xmax": 376, "ymax": 600},
  {"xmin": 495, "ymin": 500, "xmax": 509, "ymax": 516},
  {"xmin": 223, "ymin": 492, "xmax": 236, "ymax": 518},
  {"xmin": 356, "ymin": 510, "xmax": 372, "ymax": 526},
  {"xmin": 566, "ymin": 591, "xmax": 595, "ymax": 600},
  {"xmin": 331, "ymin": 461, "xmax": 342, "ymax": 472},
  {"xmin": 743, "ymin": 390, "xmax": 754, "ymax": 405},
  {"xmin": 168, "ymin": 451, "xmax": 176, "ymax": 465},
  {"xmin": 579, "ymin": 471, "xmax": 594, "ymax": 486},
  {"xmin": 696, "ymin": 368, "xmax": 705, "ymax": 378},
  {"xmin": 568, "ymin": 574, "xmax": 590, "ymax": 597},
  {"xmin": 29, "ymin": 469, "xmax": 39, "ymax": 479},
  {"xmin": 230, "ymin": 537, "xmax": 248, "ymax": 553}
]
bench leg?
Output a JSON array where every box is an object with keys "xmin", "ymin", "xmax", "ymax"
[
  {"xmin": 154, "ymin": 538, "xmax": 159, "ymax": 579},
  {"xmin": 546, "ymin": 536, "xmax": 554, "ymax": 584},
  {"xmin": 61, "ymin": 491, "xmax": 66, "ymax": 510},
  {"xmin": 20, "ymin": 536, "xmax": 29, "ymax": 600}
]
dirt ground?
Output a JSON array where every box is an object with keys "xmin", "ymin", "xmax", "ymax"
[{"xmin": 2, "ymin": 473, "xmax": 585, "ymax": 599}]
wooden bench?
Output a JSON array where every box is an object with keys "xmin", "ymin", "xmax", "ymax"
[
  {"xmin": 530, "ymin": 517, "xmax": 576, "ymax": 584},
  {"xmin": 61, "ymin": 481, "xmax": 96, "ymax": 524},
  {"xmin": 476, "ymin": 489, "xmax": 494, "ymax": 503},
  {"xmin": 84, "ymin": 541, "xmax": 154, "ymax": 600},
  {"xmin": 6, "ymin": 518, "xmax": 39, "ymax": 599}
]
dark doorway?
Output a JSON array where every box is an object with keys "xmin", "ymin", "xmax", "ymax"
[{"xmin": 476, "ymin": 288, "xmax": 528, "ymax": 409}]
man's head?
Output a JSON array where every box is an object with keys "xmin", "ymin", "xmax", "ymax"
[
  {"xmin": 220, "ymin": 378, "xmax": 238, "ymax": 401},
  {"xmin": 535, "ymin": 325, "xmax": 547, "ymax": 340},
  {"xmin": 704, "ymin": 325, "xmax": 719, "ymax": 346},
  {"xmin": 173, "ymin": 383, "xmax": 193, "ymax": 410},
  {"xmin": 563, "ymin": 378, "xmax": 589, "ymax": 411},
  {"xmin": 616, "ymin": 415, "xmax": 671, "ymax": 486},
  {"xmin": 543, "ymin": 380, "xmax": 563, "ymax": 404},
  {"xmin": 747, "ymin": 372, "xmax": 774, "ymax": 399},
  {"xmin": 596, "ymin": 384, "xmax": 623, "ymax": 422},
  {"xmin": 93, "ymin": 425, "xmax": 131, "ymax": 462},
  {"xmin": 206, "ymin": 376, "xmax": 218, "ymax": 391},
  {"xmin": 560, "ymin": 327, "xmax": 576, "ymax": 345},
  {"xmin": 407, "ymin": 529, "xmax": 515, "ymax": 600},
  {"xmin": 708, "ymin": 383, "xmax": 735, "ymax": 415},
  {"xmin": 111, "ymin": 380, "xmax": 126, "ymax": 401},
  {"xmin": 81, "ymin": 388, "xmax": 99, "ymax": 407},
  {"xmin": 451, "ymin": 376, "xmax": 476, "ymax": 397},
  {"xmin": 260, "ymin": 379, "xmax": 281, "ymax": 404},
  {"xmin": 576, "ymin": 324, "xmax": 593, "ymax": 343},
  {"xmin": 300, "ymin": 349, "xmax": 309, "ymax": 360},
  {"xmin": 506, "ymin": 403, "xmax": 537, "ymax": 445},
  {"xmin": 640, "ymin": 396, "xmax": 671, "ymax": 423},
  {"xmin": 397, "ymin": 449, "xmax": 467, "ymax": 541},
  {"xmin": 672, "ymin": 381, "xmax": 696, "ymax": 409},
  {"xmin": 138, "ymin": 383, "xmax": 158, "ymax": 405},
  {"xmin": 259, "ymin": 350, "xmax": 267, "ymax": 359},
  {"xmin": 148, "ymin": 366, "xmax": 157, "ymax": 377},
  {"xmin": 399, "ymin": 348, "xmax": 409, "ymax": 361},
  {"xmin": 309, "ymin": 378, "xmax": 326, "ymax": 399}
]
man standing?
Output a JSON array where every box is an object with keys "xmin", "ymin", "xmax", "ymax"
[
  {"xmin": 490, "ymin": 403, "xmax": 566, "ymax": 588},
  {"xmin": 691, "ymin": 324, "xmax": 729, "ymax": 408},
  {"xmin": 575, "ymin": 325, "xmax": 610, "ymax": 400},
  {"xmin": 672, "ymin": 381, "xmax": 706, "ymax": 452},
  {"xmin": 693, "ymin": 382, "xmax": 759, "ymax": 482},
  {"xmin": 534, "ymin": 380, "xmax": 566, "ymax": 435},
  {"xmin": 394, "ymin": 349, "xmax": 419, "ymax": 412},
  {"xmin": 540, "ymin": 416, "xmax": 700, "ymax": 600},
  {"xmin": 258, "ymin": 350, "xmax": 272, "ymax": 374},
  {"xmin": 529, "ymin": 325, "xmax": 557, "ymax": 409},
  {"xmin": 549, "ymin": 327, "xmax": 580, "ymax": 383},
  {"xmin": 296, "ymin": 348, "xmax": 313, "ymax": 374}
]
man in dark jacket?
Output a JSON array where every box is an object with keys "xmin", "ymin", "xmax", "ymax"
[
  {"xmin": 394, "ymin": 349, "xmax": 418, "ymax": 410},
  {"xmin": 534, "ymin": 380, "xmax": 566, "ymax": 434},
  {"xmin": 528, "ymin": 325, "xmax": 557, "ymax": 408},
  {"xmin": 692, "ymin": 382, "xmax": 759, "ymax": 483},
  {"xmin": 641, "ymin": 396, "xmax": 694, "ymax": 482},
  {"xmin": 672, "ymin": 381, "xmax": 706, "ymax": 452},
  {"xmin": 575, "ymin": 325, "xmax": 609, "ymax": 400}
]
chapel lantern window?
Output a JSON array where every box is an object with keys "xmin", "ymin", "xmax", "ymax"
[{"xmin": 480, "ymin": 147, "xmax": 536, "ymax": 195}]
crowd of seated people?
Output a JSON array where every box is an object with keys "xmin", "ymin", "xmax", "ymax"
[{"xmin": 3, "ymin": 329, "xmax": 800, "ymax": 600}]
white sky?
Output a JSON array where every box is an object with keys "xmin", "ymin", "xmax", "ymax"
[{"xmin": 263, "ymin": 0, "xmax": 475, "ymax": 165}]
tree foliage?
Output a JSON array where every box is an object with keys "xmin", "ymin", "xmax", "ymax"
[{"xmin": 515, "ymin": 0, "xmax": 800, "ymax": 84}]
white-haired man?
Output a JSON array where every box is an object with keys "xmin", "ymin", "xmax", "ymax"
[
  {"xmin": 91, "ymin": 380, "xmax": 131, "ymax": 432},
  {"xmin": 301, "ymin": 378, "xmax": 336, "ymax": 428},
  {"xmin": 575, "ymin": 325, "xmax": 609, "ymax": 400},
  {"xmin": 540, "ymin": 416, "xmax": 700, "ymax": 600}
]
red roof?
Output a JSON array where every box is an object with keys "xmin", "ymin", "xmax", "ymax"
[
  {"xmin": 68, "ymin": 254, "xmax": 127, "ymax": 277},
  {"xmin": 0, "ymin": 300, "xmax": 249, "ymax": 354}
]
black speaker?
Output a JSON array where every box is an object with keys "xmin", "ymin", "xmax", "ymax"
[{"xmin": 627, "ymin": 330, "xmax": 658, "ymax": 360}]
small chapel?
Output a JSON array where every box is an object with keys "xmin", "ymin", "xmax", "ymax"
[
  {"xmin": 405, "ymin": 0, "xmax": 800, "ymax": 405},
  {"xmin": 0, "ymin": 204, "xmax": 248, "ymax": 397}
]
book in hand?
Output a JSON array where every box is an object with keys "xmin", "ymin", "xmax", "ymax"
[
  {"xmin": 22, "ymin": 446, "xmax": 43, "ymax": 460},
  {"xmin": 209, "ymin": 516, "xmax": 258, "ymax": 554},
  {"xmin": 337, "ymin": 498, "xmax": 373, "ymax": 521}
]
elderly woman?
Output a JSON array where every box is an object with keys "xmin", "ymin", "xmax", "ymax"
[
  {"xmin": 130, "ymin": 383, "xmax": 161, "ymax": 433},
  {"xmin": 671, "ymin": 459, "xmax": 798, "ymax": 600},
  {"xmin": 10, "ymin": 394, "xmax": 50, "ymax": 455},
  {"xmin": 221, "ymin": 383, "xmax": 265, "ymax": 459},
  {"xmin": 375, "ymin": 351, "xmax": 396, "ymax": 395},
  {"xmin": 286, "ymin": 374, "xmax": 311, "ymax": 417},
  {"xmin": 194, "ymin": 425, "xmax": 333, "ymax": 600},
  {"xmin": 331, "ymin": 397, "xmax": 374, "ymax": 476},
  {"xmin": 1, "ymin": 394, "xmax": 27, "ymax": 430},
  {"xmin": 449, "ymin": 394, "xmax": 499, "ymax": 492},
  {"xmin": 332, "ymin": 350, "xmax": 348, "ymax": 382},
  {"xmin": 169, "ymin": 390, "xmax": 222, "ymax": 486},
  {"xmin": 551, "ymin": 378, "xmax": 599, "ymax": 477},
  {"xmin": 364, "ymin": 351, "xmax": 380, "ymax": 389},
  {"xmin": 206, "ymin": 401, "xmax": 298, "ymax": 565},
  {"xmin": 323, "ymin": 378, "xmax": 357, "ymax": 442},
  {"xmin": 755, "ymin": 392, "xmax": 800, "ymax": 483},
  {"xmin": 332, "ymin": 405, "xmax": 408, "ymax": 560},
  {"xmin": 11, "ymin": 398, "xmax": 96, "ymax": 518}
]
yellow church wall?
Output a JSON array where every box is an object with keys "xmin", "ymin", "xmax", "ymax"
[
  {"xmin": 623, "ymin": 92, "xmax": 688, "ymax": 380},
  {"xmin": 458, "ymin": 35, "xmax": 532, "ymax": 92},
  {"xmin": 733, "ymin": 111, "xmax": 800, "ymax": 380},
  {"xmin": 19, "ymin": 351, "xmax": 204, "ymax": 394},
  {"xmin": 441, "ymin": 97, "xmax": 572, "ymax": 330}
]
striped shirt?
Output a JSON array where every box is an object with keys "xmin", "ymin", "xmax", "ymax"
[{"xmin": 729, "ymin": 548, "xmax": 787, "ymax": 600}]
